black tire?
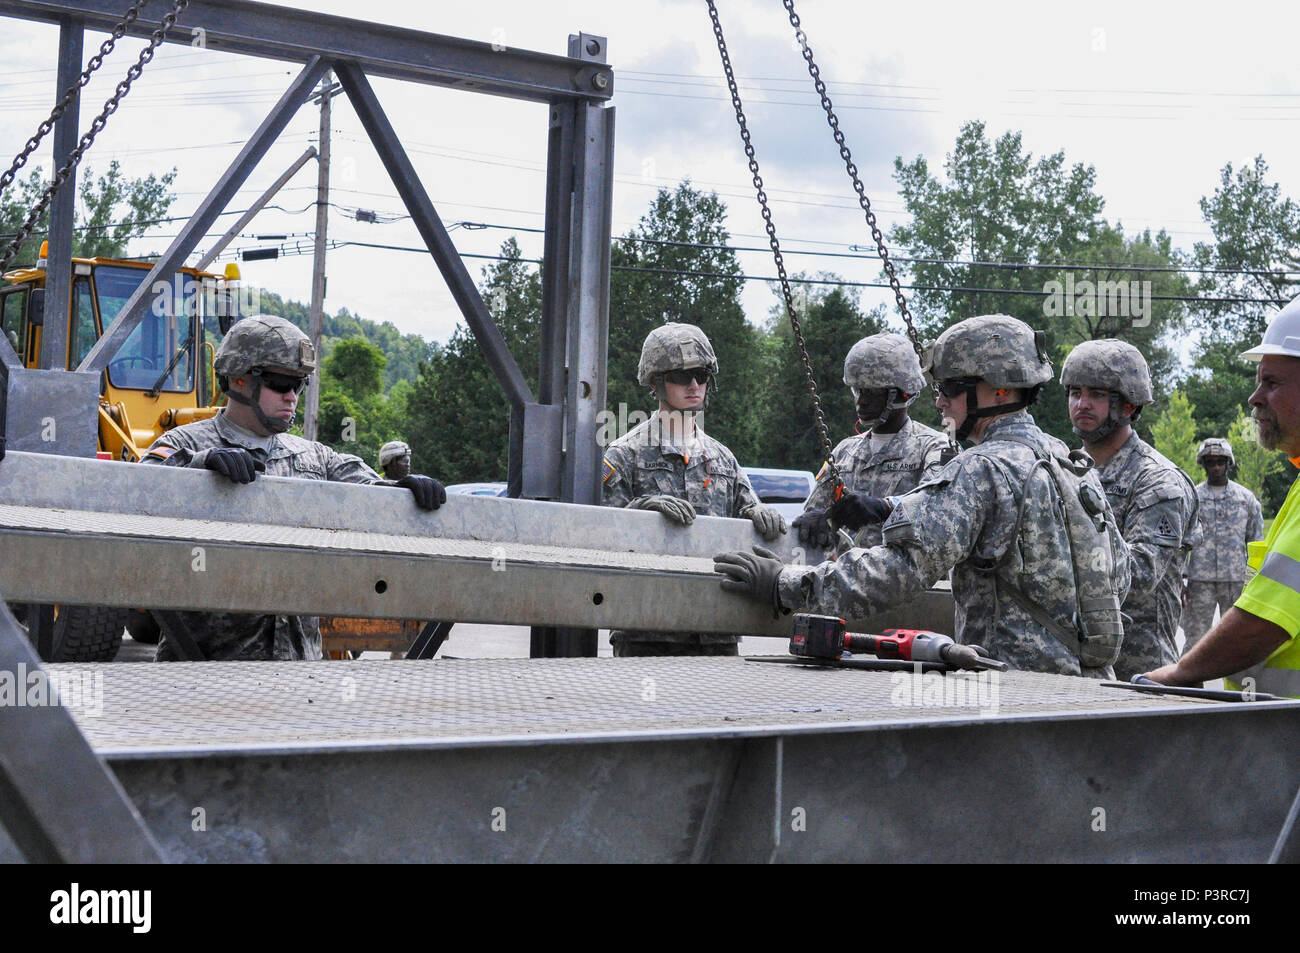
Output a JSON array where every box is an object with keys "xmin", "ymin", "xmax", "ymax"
[
  {"xmin": 10, "ymin": 604, "xmax": 127, "ymax": 662},
  {"xmin": 125, "ymin": 609, "xmax": 161, "ymax": 645}
]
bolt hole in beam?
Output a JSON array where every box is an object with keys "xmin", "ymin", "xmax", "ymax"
[
  {"xmin": 592, "ymin": 592, "xmax": 604, "ymax": 605},
  {"xmin": 580, "ymin": 380, "xmax": 592, "ymax": 398},
  {"xmin": 374, "ymin": 580, "xmax": 388, "ymax": 594}
]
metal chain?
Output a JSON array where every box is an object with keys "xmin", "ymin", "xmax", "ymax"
[
  {"xmin": 0, "ymin": 0, "xmax": 152, "ymax": 201},
  {"xmin": 784, "ymin": 0, "xmax": 926, "ymax": 365},
  {"xmin": 705, "ymin": 0, "xmax": 842, "ymax": 491},
  {"xmin": 0, "ymin": 0, "xmax": 190, "ymax": 274}
]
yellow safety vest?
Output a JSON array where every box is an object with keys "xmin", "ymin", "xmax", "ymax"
[{"xmin": 1229, "ymin": 473, "xmax": 1300, "ymax": 697}]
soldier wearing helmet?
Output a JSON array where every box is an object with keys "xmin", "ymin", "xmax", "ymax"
[
  {"xmin": 1062, "ymin": 339, "xmax": 1199, "ymax": 680},
  {"xmin": 716, "ymin": 314, "xmax": 1132, "ymax": 677},
  {"xmin": 1180, "ymin": 438, "xmax": 1263, "ymax": 654},
  {"xmin": 792, "ymin": 333, "xmax": 950, "ymax": 552},
  {"xmin": 379, "ymin": 440, "xmax": 413, "ymax": 480},
  {"xmin": 139, "ymin": 314, "xmax": 447, "ymax": 661},
  {"xmin": 603, "ymin": 322, "xmax": 787, "ymax": 656}
]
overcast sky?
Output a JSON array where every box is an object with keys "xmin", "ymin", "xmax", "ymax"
[{"xmin": 2, "ymin": 0, "xmax": 1298, "ymax": 351}]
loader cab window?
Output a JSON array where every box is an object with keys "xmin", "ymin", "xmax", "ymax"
[
  {"xmin": 68, "ymin": 276, "xmax": 96, "ymax": 369},
  {"xmin": 1, "ymin": 288, "xmax": 26, "ymax": 360},
  {"xmin": 98, "ymin": 265, "xmax": 196, "ymax": 393}
]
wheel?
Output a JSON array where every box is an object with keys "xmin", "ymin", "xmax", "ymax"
[
  {"xmin": 125, "ymin": 608, "xmax": 161, "ymax": 645},
  {"xmin": 9, "ymin": 603, "xmax": 126, "ymax": 662}
]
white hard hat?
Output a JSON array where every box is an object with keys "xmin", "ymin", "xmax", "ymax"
[{"xmin": 1241, "ymin": 295, "xmax": 1300, "ymax": 362}]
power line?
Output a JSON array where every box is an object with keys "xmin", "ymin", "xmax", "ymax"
[
  {"xmin": 208, "ymin": 238, "xmax": 1289, "ymax": 306},
  {"xmin": 449, "ymin": 220, "xmax": 1300, "ymax": 280}
]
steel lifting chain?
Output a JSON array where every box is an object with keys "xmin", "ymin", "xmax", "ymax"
[
  {"xmin": 783, "ymin": 0, "xmax": 926, "ymax": 366},
  {"xmin": 0, "ymin": 0, "xmax": 190, "ymax": 274},
  {"xmin": 705, "ymin": 0, "xmax": 843, "ymax": 492}
]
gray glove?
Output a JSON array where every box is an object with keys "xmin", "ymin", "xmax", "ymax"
[
  {"xmin": 630, "ymin": 494, "xmax": 697, "ymax": 526},
  {"xmin": 744, "ymin": 503, "xmax": 788, "ymax": 541},
  {"xmin": 713, "ymin": 545, "xmax": 787, "ymax": 616}
]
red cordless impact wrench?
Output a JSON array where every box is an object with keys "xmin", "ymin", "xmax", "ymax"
[{"xmin": 790, "ymin": 614, "xmax": 1008, "ymax": 672}]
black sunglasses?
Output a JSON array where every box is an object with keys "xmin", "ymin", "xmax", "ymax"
[
  {"xmin": 257, "ymin": 370, "xmax": 309, "ymax": 395},
  {"xmin": 663, "ymin": 368, "xmax": 710, "ymax": 386},
  {"xmin": 936, "ymin": 377, "xmax": 979, "ymax": 398}
]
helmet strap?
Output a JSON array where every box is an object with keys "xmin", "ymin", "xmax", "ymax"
[
  {"xmin": 956, "ymin": 382, "xmax": 1035, "ymax": 442},
  {"xmin": 1073, "ymin": 392, "xmax": 1132, "ymax": 444},
  {"xmin": 224, "ymin": 371, "xmax": 292, "ymax": 435}
]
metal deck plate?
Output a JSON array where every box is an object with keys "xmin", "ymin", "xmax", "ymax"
[{"xmin": 47, "ymin": 657, "xmax": 1264, "ymax": 758}]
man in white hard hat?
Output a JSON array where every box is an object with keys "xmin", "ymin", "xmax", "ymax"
[{"xmin": 1147, "ymin": 297, "xmax": 1300, "ymax": 696}]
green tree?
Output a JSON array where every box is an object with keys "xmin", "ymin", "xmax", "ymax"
[
  {"xmin": 403, "ymin": 237, "xmax": 540, "ymax": 483},
  {"xmin": 609, "ymin": 182, "xmax": 765, "ymax": 463},
  {"xmin": 1149, "ymin": 389, "xmax": 1199, "ymax": 477},
  {"xmin": 0, "ymin": 160, "xmax": 177, "ymax": 265},
  {"xmin": 1227, "ymin": 411, "xmax": 1284, "ymax": 504},
  {"xmin": 1185, "ymin": 155, "xmax": 1300, "ymax": 510},
  {"xmin": 889, "ymin": 121, "xmax": 1192, "ymax": 445},
  {"xmin": 763, "ymin": 279, "xmax": 887, "ymax": 468},
  {"xmin": 324, "ymin": 336, "xmax": 384, "ymax": 402}
]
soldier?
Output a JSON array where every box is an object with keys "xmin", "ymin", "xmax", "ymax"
[
  {"xmin": 1061, "ymin": 339, "xmax": 1199, "ymax": 682},
  {"xmin": 379, "ymin": 440, "xmax": 412, "ymax": 480},
  {"xmin": 140, "ymin": 314, "xmax": 446, "ymax": 661},
  {"xmin": 603, "ymin": 322, "xmax": 787, "ymax": 656},
  {"xmin": 791, "ymin": 332, "xmax": 950, "ymax": 552},
  {"xmin": 1181, "ymin": 438, "xmax": 1264, "ymax": 654},
  {"xmin": 714, "ymin": 314, "xmax": 1131, "ymax": 677}
]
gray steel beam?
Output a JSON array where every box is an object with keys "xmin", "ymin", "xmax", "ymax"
[
  {"xmin": 77, "ymin": 56, "xmax": 331, "ymax": 375},
  {"xmin": 562, "ymin": 43, "xmax": 614, "ymax": 507},
  {"xmin": 337, "ymin": 63, "xmax": 534, "ymax": 411},
  {"xmin": 195, "ymin": 146, "xmax": 317, "ymax": 272},
  {"xmin": 0, "ymin": 450, "xmax": 953, "ymax": 636},
  {"xmin": 38, "ymin": 17, "xmax": 82, "ymax": 372},
  {"xmin": 0, "ymin": 601, "xmax": 162, "ymax": 862},
  {"xmin": 0, "ymin": 0, "xmax": 613, "ymax": 104}
]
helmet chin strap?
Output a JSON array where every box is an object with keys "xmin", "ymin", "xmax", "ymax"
[
  {"xmin": 1073, "ymin": 393, "xmax": 1131, "ymax": 444},
  {"xmin": 856, "ymin": 386, "xmax": 918, "ymax": 430},
  {"xmin": 224, "ymin": 373, "xmax": 293, "ymax": 434},
  {"xmin": 954, "ymin": 382, "xmax": 1033, "ymax": 442}
]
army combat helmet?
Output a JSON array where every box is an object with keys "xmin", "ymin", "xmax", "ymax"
[
  {"xmin": 1060, "ymin": 339, "xmax": 1152, "ymax": 443},
  {"xmin": 1196, "ymin": 437, "xmax": 1234, "ymax": 466},
  {"xmin": 924, "ymin": 314, "xmax": 1053, "ymax": 441},
  {"xmin": 213, "ymin": 314, "xmax": 317, "ymax": 434},
  {"xmin": 638, "ymin": 323, "xmax": 718, "ymax": 411},
  {"xmin": 843, "ymin": 332, "xmax": 926, "ymax": 430}
]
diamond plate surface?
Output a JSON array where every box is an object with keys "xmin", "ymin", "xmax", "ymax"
[{"xmin": 44, "ymin": 658, "xmax": 1251, "ymax": 757}]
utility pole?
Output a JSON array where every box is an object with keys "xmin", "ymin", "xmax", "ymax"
[{"xmin": 304, "ymin": 74, "xmax": 340, "ymax": 441}]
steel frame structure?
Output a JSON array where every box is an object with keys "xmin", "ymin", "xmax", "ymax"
[{"xmin": 0, "ymin": 0, "xmax": 618, "ymax": 861}]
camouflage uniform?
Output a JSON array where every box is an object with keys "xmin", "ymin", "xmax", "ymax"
[
  {"xmin": 141, "ymin": 412, "xmax": 381, "ymax": 661},
  {"xmin": 1094, "ymin": 433, "xmax": 1199, "ymax": 680},
  {"xmin": 1061, "ymin": 340, "xmax": 1199, "ymax": 681},
  {"xmin": 1182, "ymin": 478, "xmax": 1264, "ymax": 652},
  {"xmin": 778, "ymin": 410, "xmax": 1131, "ymax": 676},
  {"xmin": 140, "ymin": 314, "xmax": 382, "ymax": 662},
  {"xmin": 603, "ymin": 414, "xmax": 763, "ymax": 652},
  {"xmin": 802, "ymin": 418, "xmax": 950, "ymax": 548}
]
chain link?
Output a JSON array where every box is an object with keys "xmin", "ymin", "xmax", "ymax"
[
  {"xmin": 705, "ymin": 0, "xmax": 842, "ymax": 492},
  {"xmin": 783, "ymin": 0, "xmax": 926, "ymax": 366},
  {"xmin": 0, "ymin": 0, "xmax": 151, "ymax": 202},
  {"xmin": 0, "ymin": 0, "xmax": 190, "ymax": 275}
]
